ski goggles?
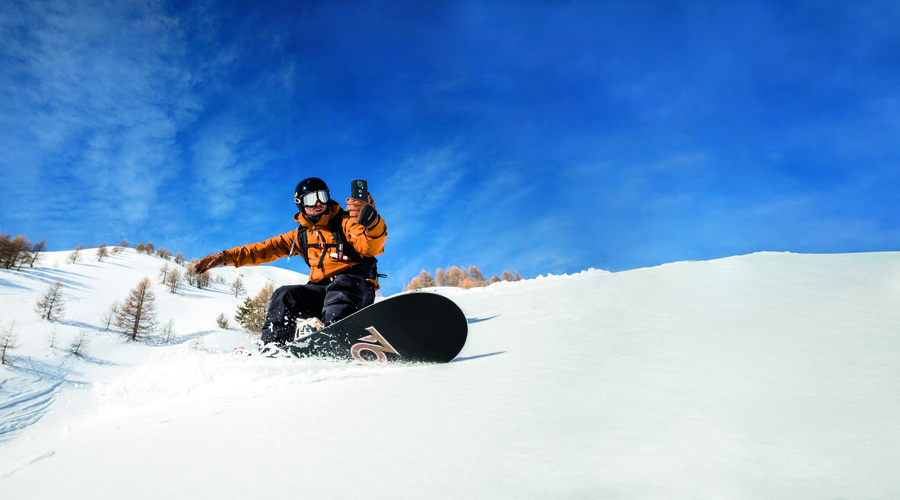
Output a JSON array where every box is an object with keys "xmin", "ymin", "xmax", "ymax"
[{"xmin": 295, "ymin": 189, "xmax": 330, "ymax": 207}]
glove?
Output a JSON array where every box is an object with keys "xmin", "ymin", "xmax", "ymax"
[
  {"xmin": 345, "ymin": 194, "xmax": 381, "ymax": 229},
  {"xmin": 195, "ymin": 252, "xmax": 225, "ymax": 274}
]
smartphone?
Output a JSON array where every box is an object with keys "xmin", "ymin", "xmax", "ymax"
[{"xmin": 351, "ymin": 179, "xmax": 368, "ymax": 201}]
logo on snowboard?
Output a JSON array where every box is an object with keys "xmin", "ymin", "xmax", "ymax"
[{"xmin": 350, "ymin": 326, "xmax": 399, "ymax": 362}]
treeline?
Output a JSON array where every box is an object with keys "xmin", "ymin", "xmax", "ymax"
[
  {"xmin": 0, "ymin": 233, "xmax": 47, "ymax": 270},
  {"xmin": 405, "ymin": 266, "xmax": 523, "ymax": 291},
  {"xmin": 1, "ymin": 232, "xmax": 189, "ymax": 269},
  {"xmin": 70, "ymin": 240, "xmax": 187, "ymax": 265},
  {"xmin": 44, "ymin": 239, "xmax": 225, "ymax": 293},
  {"xmin": 0, "ymin": 235, "xmax": 267, "ymax": 364}
]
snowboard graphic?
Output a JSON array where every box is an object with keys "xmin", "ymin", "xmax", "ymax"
[{"xmin": 285, "ymin": 292, "xmax": 468, "ymax": 363}]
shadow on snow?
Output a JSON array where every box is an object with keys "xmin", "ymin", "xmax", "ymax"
[{"xmin": 452, "ymin": 351, "xmax": 505, "ymax": 363}]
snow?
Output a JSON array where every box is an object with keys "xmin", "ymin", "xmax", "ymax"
[{"xmin": 2, "ymin": 249, "xmax": 900, "ymax": 498}]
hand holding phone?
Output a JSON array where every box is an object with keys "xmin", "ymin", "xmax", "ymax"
[{"xmin": 347, "ymin": 179, "xmax": 379, "ymax": 228}]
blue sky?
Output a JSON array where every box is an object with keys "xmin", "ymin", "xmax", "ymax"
[{"xmin": 2, "ymin": 0, "xmax": 899, "ymax": 294}]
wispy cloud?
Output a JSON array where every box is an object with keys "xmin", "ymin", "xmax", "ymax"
[
  {"xmin": 190, "ymin": 119, "xmax": 268, "ymax": 218},
  {"xmin": 0, "ymin": 0, "xmax": 197, "ymax": 226},
  {"xmin": 382, "ymin": 145, "xmax": 469, "ymax": 212}
]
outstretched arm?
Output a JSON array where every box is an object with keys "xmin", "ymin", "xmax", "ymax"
[{"xmin": 195, "ymin": 252, "xmax": 225, "ymax": 274}]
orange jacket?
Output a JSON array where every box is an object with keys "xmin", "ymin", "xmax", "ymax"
[{"xmin": 221, "ymin": 201, "xmax": 387, "ymax": 287}]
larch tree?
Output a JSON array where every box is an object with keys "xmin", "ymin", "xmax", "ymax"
[
  {"xmin": 67, "ymin": 245, "xmax": 83, "ymax": 264},
  {"xmin": 445, "ymin": 266, "xmax": 466, "ymax": 287},
  {"xmin": 115, "ymin": 277, "xmax": 159, "ymax": 341},
  {"xmin": 235, "ymin": 282, "xmax": 274, "ymax": 333},
  {"xmin": 232, "ymin": 276, "xmax": 246, "ymax": 297},
  {"xmin": 409, "ymin": 270, "xmax": 436, "ymax": 290},
  {"xmin": 159, "ymin": 319, "xmax": 176, "ymax": 345},
  {"xmin": 97, "ymin": 243, "xmax": 108, "ymax": 261},
  {"xmin": 166, "ymin": 268, "xmax": 182, "ymax": 294},
  {"xmin": 68, "ymin": 330, "xmax": 91, "ymax": 357},
  {"xmin": 1, "ymin": 234, "xmax": 32, "ymax": 270},
  {"xmin": 101, "ymin": 300, "xmax": 119, "ymax": 330},
  {"xmin": 468, "ymin": 266, "xmax": 487, "ymax": 287},
  {"xmin": 35, "ymin": 278, "xmax": 66, "ymax": 321},
  {"xmin": 0, "ymin": 320, "xmax": 20, "ymax": 365},
  {"xmin": 184, "ymin": 261, "xmax": 198, "ymax": 287},
  {"xmin": 159, "ymin": 262, "xmax": 171, "ymax": 284},
  {"xmin": 28, "ymin": 238, "xmax": 47, "ymax": 268}
]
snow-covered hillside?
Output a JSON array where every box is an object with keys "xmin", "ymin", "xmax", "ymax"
[{"xmin": 1, "ymin": 249, "xmax": 899, "ymax": 499}]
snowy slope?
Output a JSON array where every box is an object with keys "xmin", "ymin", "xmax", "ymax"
[{"xmin": 1, "ymin": 250, "xmax": 899, "ymax": 499}]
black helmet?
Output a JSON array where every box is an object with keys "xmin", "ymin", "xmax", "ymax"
[{"xmin": 294, "ymin": 177, "xmax": 330, "ymax": 211}]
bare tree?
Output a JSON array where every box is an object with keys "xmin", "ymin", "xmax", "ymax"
[
  {"xmin": 68, "ymin": 330, "xmax": 92, "ymax": 357},
  {"xmin": 47, "ymin": 325, "xmax": 60, "ymax": 349},
  {"xmin": 197, "ymin": 271, "xmax": 210, "ymax": 289},
  {"xmin": 174, "ymin": 252, "xmax": 185, "ymax": 266},
  {"xmin": 67, "ymin": 245, "xmax": 83, "ymax": 264},
  {"xmin": 97, "ymin": 243, "xmax": 108, "ymax": 262},
  {"xmin": 434, "ymin": 268, "xmax": 446, "ymax": 286},
  {"xmin": 35, "ymin": 278, "xmax": 66, "ymax": 321},
  {"xmin": 159, "ymin": 262, "xmax": 171, "ymax": 284},
  {"xmin": 232, "ymin": 276, "xmax": 246, "ymax": 297},
  {"xmin": 29, "ymin": 238, "xmax": 47, "ymax": 267},
  {"xmin": 12, "ymin": 236, "xmax": 32, "ymax": 270},
  {"xmin": 0, "ymin": 234, "xmax": 32, "ymax": 270},
  {"xmin": 189, "ymin": 331, "xmax": 204, "ymax": 350},
  {"xmin": 0, "ymin": 320, "xmax": 20, "ymax": 365},
  {"xmin": 115, "ymin": 277, "xmax": 158, "ymax": 341},
  {"xmin": 184, "ymin": 261, "xmax": 198, "ymax": 286},
  {"xmin": 166, "ymin": 268, "xmax": 182, "ymax": 294},
  {"xmin": 158, "ymin": 319, "xmax": 176, "ymax": 345},
  {"xmin": 101, "ymin": 300, "xmax": 119, "ymax": 330}
]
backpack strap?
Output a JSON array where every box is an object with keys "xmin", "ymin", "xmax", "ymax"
[
  {"xmin": 292, "ymin": 211, "xmax": 384, "ymax": 282},
  {"xmin": 327, "ymin": 211, "xmax": 363, "ymax": 263}
]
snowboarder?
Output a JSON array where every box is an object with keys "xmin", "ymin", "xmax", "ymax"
[{"xmin": 194, "ymin": 177, "xmax": 386, "ymax": 350}]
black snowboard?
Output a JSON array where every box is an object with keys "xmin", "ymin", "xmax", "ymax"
[{"xmin": 285, "ymin": 292, "xmax": 468, "ymax": 363}]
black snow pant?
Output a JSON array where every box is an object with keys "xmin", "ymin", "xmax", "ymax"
[{"xmin": 260, "ymin": 274, "xmax": 375, "ymax": 345}]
